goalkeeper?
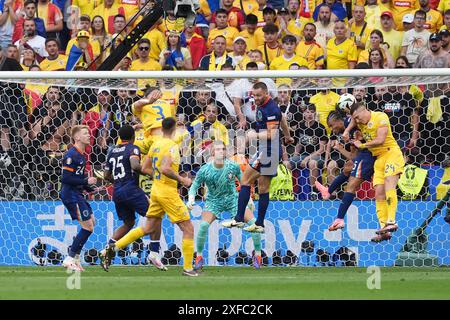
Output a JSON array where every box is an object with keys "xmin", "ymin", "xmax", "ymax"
[{"xmin": 187, "ymin": 141, "xmax": 263, "ymax": 270}]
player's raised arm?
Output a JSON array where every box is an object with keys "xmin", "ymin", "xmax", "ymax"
[
  {"xmin": 354, "ymin": 126, "xmax": 388, "ymax": 149},
  {"xmin": 132, "ymin": 87, "xmax": 163, "ymax": 115}
]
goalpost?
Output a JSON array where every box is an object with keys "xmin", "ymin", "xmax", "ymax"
[{"xmin": 0, "ymin": 69, "xmax": 449, "ymax": 268}]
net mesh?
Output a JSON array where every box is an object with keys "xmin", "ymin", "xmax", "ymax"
[{"xmin": 0, "ymin": 73, "xmax": 449, "ymax": 268}]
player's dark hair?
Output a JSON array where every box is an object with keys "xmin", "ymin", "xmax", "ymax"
[
  {"xmin": 119, "ymin": 125, "xmax": 135, "ymax": 141},
  {"xmin": 282, "ymin": 35, "xmax": 297, "ymax": 44},
  {"xmin": 253, "ymin": 81, "xmax": 268, "ymax": 92},
  {"xmin": 137, "ymin": 38, "xmax": 150, "ymax": 46},
  {"xmin": 327, "ymin": 111, "xmax": 345, "ymax": 124},
  {"xmin": 24, "ymin": 0, "xmax": 35, "ymax": 7},
  {"xmin": 114, "ymin": 14, "xmax": 126, "ymax": 22},
  {"xmin": 162, "ymin": 117, "xmax": 177, "ymax": 133},
  {"xmin": 445, "ymin": 9, "xmax": 450, "ymax": 16},
  {"xmin": 144, "ymin": 86, "xmax": 159, "ymax": 97},
  {"xmin": 262, "ymin": 23, "xmax": 279, "ymax": 34},
  {"xmin": 350, "ymin": 102, "xmax": 365, "ymax": 115},
  {"xmin": 45, "ymin": 38, "xmax": 60, "ymax": 47},
  {"xmin": 245, "ymin": 14, "xmax": 258, "ymax": 25},
  {"xmin": 355, "ymin": 62, "xmax": 370, "ymax": 69}
]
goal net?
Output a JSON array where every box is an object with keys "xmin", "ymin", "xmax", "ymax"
[{"xmin": 0, "ymin": 70, "xmax": 449, "ymax": 268}]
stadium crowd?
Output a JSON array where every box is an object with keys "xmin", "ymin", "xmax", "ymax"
[{"xmin": 0, "ymin": 0, "xmax": 449, "ymax": 201}]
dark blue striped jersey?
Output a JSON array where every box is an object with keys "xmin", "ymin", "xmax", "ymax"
[
  {"xmin": 105, "ymin": 143, "xmax": 141, "ymax": 190},
  {"xmin": 255, "ymin": 97, "xmax": 282, "ymax": 134},
  {"xmin": 60, "ymin": 146, "xmax": 91, "ymax": 202}
]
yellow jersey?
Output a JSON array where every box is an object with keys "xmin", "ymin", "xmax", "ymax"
[
  {"xmin": 233, "ymin": 0, "xmax": 259, "ymax": 15},
  {"xmin": 349, "ymin": 22, "xmax": 372, "ymax": 55},
  {"xmin": 309, "ymin": 91, "xmax": 341, "ymax": 134},
  {"xmin": 438, "ymin": 0, "xmax": 450, "ymax": 12},
  {"xmin": 326, "ymin": 37, "xmax": 358, "ymax": 70},
  {"xmin": 39, "ymin": 54, "xmax": 68, "ymax": 71},
  {"xmin": 148, "ymin": 137, "xmax": 180, "ymax": 195},
  {"xmin": 381, "ymin": 29, "xmax": 403, "ymax": 60},
  {"xmin": 72, "ymin": 0, "xmax": 103, "ymax": 17},
  {"xmin": 238, "ymin": 29, "xmax": 265, "ymax": 52},
  {"xmin": 142, "ymin": 28, "xmax": 167, "ymax": 61},
  {"xmin": 207, "ymin": 26, "xmax": 240, "ymax": 50},
  {"xmin": 258, "ymin": 43, "xmax": 282, "ymax": 66},
  {"xmin": 365, "ymin": 3, "xmax": 391, "ymax": 30},
  {"xmin": 158, "ymin": 17, "xmax": 186, "ymax": 36},
  {"xmin": 160, "ymin": 84, "xmax": 183, "ymax": 115},
  {"xmin": 66, "ymin": 38, "xmax": 101, "ymax": 58},
  {"xmin": 130, "ymin": 58, "xmax": 162, "ymax": 89},
  {"xmin": 421, "ymin": 9, "xmax": 443, "ymax": 33},
  {"xmin": 132, "ymin": 99, "xmax": 173, "ymax": 133},
  {"xmin": 295, "ymin": 40, "xmax": 325, "ymax": 69},
  {"xmin": 391, "ymin": 0, "xmax": 420, "ymax": 31},
  {"xmin": 287, "ymin": 17, "xmax": 312, "ymax": 39},
  {"xmin": 358, "ymin": 111, "xmax": 400, "ymax": 157},
  {"xmin": 269, "ymin": 54, "xmax": 309, "ymax": 70}
]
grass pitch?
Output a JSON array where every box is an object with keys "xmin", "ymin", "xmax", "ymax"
[{"xmin": 0, "ymin": 266, "xmax": 449, "ymax": 300}]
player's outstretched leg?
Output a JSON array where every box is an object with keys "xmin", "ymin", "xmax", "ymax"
[
  {"xmin": 377, "ymin": 176, "xmax": 400, "ymax": 234},
  {"xmin": 178, "ymin": 220, "xmax": 198, "ymax": 277},
  {"xmin": 316, "ymin": 172, "xmax": 349, "ymax": 200},
  {"xmin": 194, "ymin": 221, "xmax": 210, "ymax": 271},
  {"xmin": 246, "ymin": 218, "xmax": 262, "ymax": 269}
]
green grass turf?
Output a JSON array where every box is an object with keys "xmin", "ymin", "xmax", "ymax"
[{"xmin": 0, "ymin": 266, "xmax": 449, "ymax": 300}]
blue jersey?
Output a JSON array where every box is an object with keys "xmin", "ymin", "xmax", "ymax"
[
  {"xmin": 60, "ymin": 147, "xmax": 92, "ymax": 203},
  {"xmin": 105, "ymin": 143, "xmax": 141, "ymax": 191},
  {"xmin": 255, "ymin": 98, "xmax": 282, "ymax": 133}
]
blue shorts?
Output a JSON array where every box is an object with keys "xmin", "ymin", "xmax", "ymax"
[
  {"xmin": 350, "ymin": 150, "xmax": 375, "ymax": 181},
  {"xmin": 113, "ymin": 187, "xmax": 149, "ymax": 221},
  {"xmin": 63, "ymin": 199, "xmax": 93, "ymax": 222},
  {"xmin": 250, "ymin": 145, "xmax": 282, "ymax": 177}
]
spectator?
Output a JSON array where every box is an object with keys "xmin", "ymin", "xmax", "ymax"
[
  {"xmin": 191, "ymin": 102, "xmax": 230, "ymax": 163},
  {"xmin": 380, "ymin": 11, "xmax": 403, "ymax": 60},
  {"xmin": 278, "ymin": 7, "xmax": 294, "ymax": 38},
  {"xmin": 295, "ymin": 22, "xmax": 325, "ymax": 69},
  {"xmin": 130, "ymin": 38, "xmax": 162, "ymax": 71},
  {"xmin": 238, "ymin": 14, "xmax": 264, "ymax": 52},
  {"xmin": 326, "ymin": 20, "xmax": 357, "ymax": 69},
  {"xmin": 110, "ymin": 14, "xmax": 127, "ymax": 50},
  {"xmin": 210, "ymin": 0, "xmax": 245, "ymax": 31},
  {"xmin": 12, "ymin": 0, "xmax": 46, "ymax": 45},
  {"xmin": 207, "ymin": 8, "xmax": 239, "ymax": 52},
  {"xmin": 365, "ymin": 0, "xmax": 389, "ymax": 30},
  {"xmin": 395, "ymin": 55, "xmax": 412, "ymax": 67},
  {"xmin": 349, "ymin": 5, "xmax": 372, "ymax": 55},
  {"xmin": 20, "ymin": 47, "xmax": 36, "ymax": 69},
  {"xmin": 391, "ymin": 0, "xmax": 420, "ymax": 31},
  {"xmin": 368, "ymin": 85, "xmax": 419, "ymax": 150},
  {"xmin": 198, "ymin": 35, "xmax": 233, "ymax": 71},
  {"xmin": 289, "ymin": 104, "xmax": 328, "ymax": 197},
  {"xmin": 230, "ymin": 36, "xmax": 249, "ymax": 69},
  {"xmin": 66, "ymin": 16, "xmax": 101, "ymax": 62},
  {"xmin": 368, "ymin": 48, "xmax": 385, "ymax": 69},
  {"xmin": 440, "ymin": 9, "xmax": 450, "ymax": 30},
  {"xmin": 257, "ymin": 23, "xmax": 282, "ymax": 66},
  {"xmin": 248, "ymin": 48, "xmax": 267, "ymax": 69},
  {"xmin": 5, "ymin": 44, "xmax": 19, "ymax": 61},
  {"xmin": 402, "ymin": 14, "xmax": 415, "ymax": 32},
  {"xmin": 91, "ymin": 0, "xmax": 127, "ymax": 35},
  {"xmin": 270, "ymin": 35, "xmax": 308, "ymax": 70},
  {"xmin": 439, "ymin": 28, "xmax": 450, "ymax": 51},
  {"xmin": 138, "ymin": 19, "xmax": 165, "ymax": 62},
  {"xmin": 287, "ymin": 0, "xmax": 300, "ymax": 18},
  {"xmin": 314, "ymin": 4, "xmax": 335, "ymax": 54},
  {"xmin": 415, "ymin": 32, "xmax": 450, "ymax": 67},
  {"xmin": 0, "ymin": 1, "xmax": 20, "ymax": 50},
  {"xmin": 14, "ymin": 18, "xmax": 48, "ymax": 59},
  {"xmin": 177, "ymin": 87, "xmax": 213, "ymax": 125},
  {"xmin": 228, "ymin": 61, "xmax": 277, "ymax": 129},
  {"xmin": 40, "ymin": 38, "xmax": 67, "ymax": 71},
  {"xmin": 313, "ymin": 0, "xmax": 346, "ymax": 22},
  {"xmin": 159, "ymin": 30, "xmax": 193, "ymax": 70},
  {"xmin": 285, "ymin": 1, "xmax": 312, "ymax": 40},
  {"xmin": 309, "ymin": 81, "xmax": 340, "ymax": 134},
  {"xmin": 401, "ymin": 10, "xmax": 431, "ymax": 64},
  {"xmin": 181, "ymin": 25, "xmax": 207, "ymax": 69},
  {"xmin": 91, "ymin": 15, "xmax": 112, "ymax": 62},
  {"xmin": 36, "ymin": 0, "xmax": 63, "ymax": 38},
  {"xmin": 207, "ymin": 62, "xmax": 238, "ymax": 122},
  {"xmin": 277, "ymin": 83, "xmax": 302, "ymax": 140},
  {"xmin": 358, "ymin": 29, "xmax": 395, "ymax": 68},
  {"xmin": 419, "ymin": 0, "xmax": 443, "ymax": 33},
  {"xmin": 260, "ymin": 6, "xmax": 278, "ymax": 28}
]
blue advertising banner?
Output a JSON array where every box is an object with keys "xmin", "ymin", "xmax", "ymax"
[{"xmin": 0, "ymin": 201, "xmax": 449, "ymax": 266}]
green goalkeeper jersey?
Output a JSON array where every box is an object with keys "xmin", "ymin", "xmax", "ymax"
[{"xmin": 189, "ymin": 159, "xmax": 242, "ymax": 203}]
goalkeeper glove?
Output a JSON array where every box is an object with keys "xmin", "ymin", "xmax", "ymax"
[{"xmin": 187, "ymin": 195, "xmax": 195, "ymax": 210}]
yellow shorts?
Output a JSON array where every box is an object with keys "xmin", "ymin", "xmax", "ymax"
[
  {"xmin": 373, "ymin": 148, "xmax": 405, "ymax": 186},
  {"xmin": 146, "ymin": 192, "xmax": 190, "ymax": 223}
]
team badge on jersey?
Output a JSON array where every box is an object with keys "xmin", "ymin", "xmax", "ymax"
[
  {"xmin": 66, "ymin": 158, "xmax": 72, "ymax": 165},
  {"xmin": 256, "ymin": 110, "xmax": 263, "ymax": 121}
]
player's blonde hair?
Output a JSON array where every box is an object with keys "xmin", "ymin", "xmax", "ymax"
[{"xmin": 70, "ymin": 125, "xmax": 89, "ymax": 138}]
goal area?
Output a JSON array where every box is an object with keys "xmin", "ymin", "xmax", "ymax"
[{"xmin": 0, "ymin": 69, "xmax": 449, "ymax": 268}]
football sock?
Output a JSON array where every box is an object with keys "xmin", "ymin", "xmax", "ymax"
[
  {"xmin": 150, "ymin": 240, "xmax": 160, "ymax": 253},
  {"xmin": 256, "ymin": 193, "xmax": 270, "ymax": 227},
  {"xmin": 69, "ymin": 228, "xmax": 92, "ymax": 257},
  {"xmin": 196, "ymin": 221, "xmax": 210, "ymax": 254},
  {"xmin": 235, "ymin": 185, "xmax": 251, "ymax": 222},
  {"xmin": 328, "ymin": 173, "xmax": 349, "ymax": 194},
  {"xmin": 337, "ymin": 192, "xmax": 355, "ymax": 219},
  {"xmin": 182, "ymin": 238, "xmax": 195, "ymax": 271},
  {"xmin": 386, "ymin": 189, "xmax": 398, "ymax": 224},
  {"xmin": 375, "ymin": 199, "xmax": 388, "ymax": 228},
  {"xmin": 115, "ymin": 227, "xmax": 145, "ymax": 251},
  {"xmin": 247, "ymin": 218, "xmax": 262, "ymax": 254}
]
